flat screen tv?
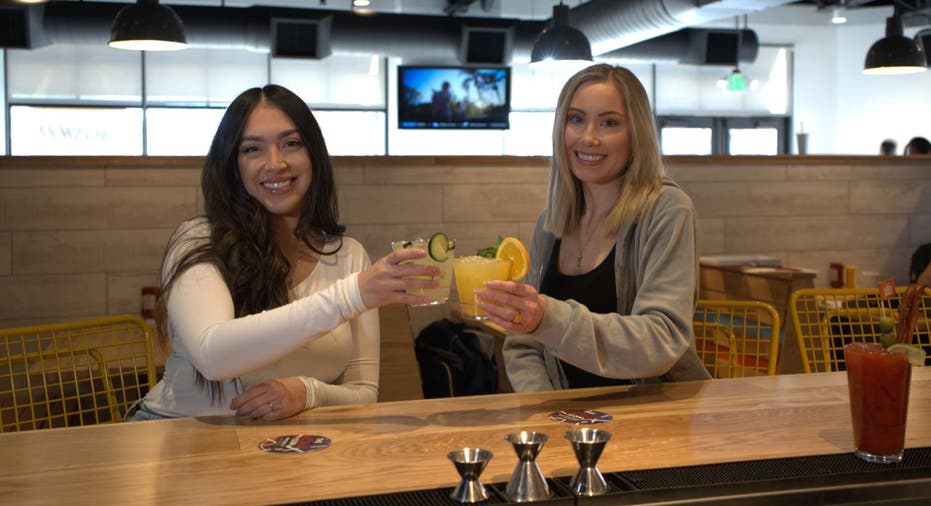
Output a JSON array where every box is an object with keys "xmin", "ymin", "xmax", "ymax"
[{"xmin": 398, "ymin": 66, "xmax": 511, "ymax": 129}]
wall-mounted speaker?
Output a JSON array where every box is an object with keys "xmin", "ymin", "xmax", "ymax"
[
  {"xmin": 460, "ymin": 26, "xmax": 513, "ymax": 65},
  {"xmin": 0, "ymin": 5, "xmax": 46, "ymax": 49},
  {"xmin": 682, "ymin": 29, "xmax": 758, "ymax": 66},
  {"xmin": 704, "ymin": 31, "xmax": 740, "ymax": 65},
  {"xmin": 271, "ymin": 16, "xmax": 332, "ymax": 59}
]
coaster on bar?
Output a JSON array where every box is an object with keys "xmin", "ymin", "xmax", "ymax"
[
  {"xmin": 258, "ymin": 434, "xmax": 331, "ymax": 454},
  {"xmin": 547, "ymin": 409, "xmax": 613, "ymax": 425}
]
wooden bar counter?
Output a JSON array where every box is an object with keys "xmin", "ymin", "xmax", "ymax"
[{"xmin": 1, "ymin": 369, "xmax": 929, "ymax": 505}]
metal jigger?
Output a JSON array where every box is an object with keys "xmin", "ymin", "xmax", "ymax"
[
  {"xmin": 504, "ymin": 431, "xmax": 551, "ymax": 502},
  {"xmin": 447, "ymin": 448, "xmax": 493, "ymax": 503},
  {"xmin": 564, "ymin": 428, "xmax": 611, "ymax": 496}
]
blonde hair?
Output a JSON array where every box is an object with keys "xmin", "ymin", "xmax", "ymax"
[{"xmin": 544, "ymin": 64, "xmax": 665, "ymax": 238}]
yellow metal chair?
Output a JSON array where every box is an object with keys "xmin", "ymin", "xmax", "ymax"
[
  {"xmin": 789, "ymin": 287, "xmax": 931, "ymax": 373},
  {"xmin": 693, "ymin": 300, "xmax": 781, "ymax": 378},
  {"xmin": 0, "ymin": 315, "xmax": 157, "ymax": 432}
]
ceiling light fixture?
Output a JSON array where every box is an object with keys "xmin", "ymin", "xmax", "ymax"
[
  {"xmin": 863, "ymin": 15, "xmax": 927, "ymax": 75},
  {"xmin": 108, "ymin": 0, "xmax": 188, "ymax": 51},
  {"xmin": 831, "ymin": 8, "xmax": 847, "ymax": 24},
  {"xmin": 530, "ymin": 2, "xmax": 592, "ymax": 68},
  {"xmin": 351, "ymin": 0, "xmax": 374, "ymax": 15}
]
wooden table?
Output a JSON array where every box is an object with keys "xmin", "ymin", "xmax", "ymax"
[
  {"xmin": 1, "ymin": 369, "xmax": 929, "ymax": 505},
  {"xmin": 699, "ymin": 262, "xmax": 818, "ymax": 374}
]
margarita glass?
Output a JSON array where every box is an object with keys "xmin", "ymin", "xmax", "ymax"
[
  {"xmin": 391, "ymin": 233, "xmax": 455, "ymax": 306},
  {"xmin": 453, "ymin": 256, "xmax": 511, "ymax": 319}
]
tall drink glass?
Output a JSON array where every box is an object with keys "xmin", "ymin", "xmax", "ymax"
[
  {"xmin": 391, "ymin": 236, "xmax": 455, "ymax": 306},
  {"xmin": 845, "ymin": 342, "xmax": 912, "ymax": 464},
  {"xmin": 453, "ymin": 256, "xmax": 510, "ymax": 319}
]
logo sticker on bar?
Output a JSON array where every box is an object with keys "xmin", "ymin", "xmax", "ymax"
[
  {"xmin": 259, "ymin": 435, "xmax": 331, "ymax": 454},
  {"xmin": 547, "ymin": 409, "xmax": 613, "ymax": 425}
]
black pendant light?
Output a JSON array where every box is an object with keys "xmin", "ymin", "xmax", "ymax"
[
  {"xmin": 530, "ymin": 2, "xmax": 592, "ymax": 67},
  {"xmin": 863, "ymin": 16, "xmax": 926, "ymax": 75},
  {"xmin": 109, "ymin": 0, "xmax": 188, "ymax": 51}
]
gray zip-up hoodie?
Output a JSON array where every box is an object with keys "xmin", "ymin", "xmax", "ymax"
[{"xmin": 503, "ymin": 178, "xmax": 711, "ymax": 391}]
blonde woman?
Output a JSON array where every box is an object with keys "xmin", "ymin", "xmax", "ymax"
[{"xmin": 477, "ymin": 64, "xmax": 709, "ymax": 390}]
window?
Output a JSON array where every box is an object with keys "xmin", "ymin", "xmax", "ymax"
[
  {"xmin": 146, "ymin": 108, "xmax": 226, "ymax": 156},
  {"xmin": 661, "ymin": 126, "xmax": 714, "ymax": 155},
  {"xmin": 2, "ymin": 43, "xmax": 792, "ymax": 156},
  {"xmin": 10, "ymin": 106, "xmax": 143, "ymax": 155},
  {"xmin": 145, "ymin": 48, "xmax": 267, "ymax": 106},
  {"xmin": 272, "ymin": 55, "xmax": 386, "ymax": 109},
  {"xmin": 657, "ymin": 116, "xmax": 789, "ymax": 155},
  {"xmin": 0, "ymin": 51, "xmax": 6, "ymax": 156},
  {"xmin": 8, "ymin": 44, "xmax": 142, "ymax": 105},
  {"xmin": 314, "ymin": 110, "xmax": 386, "ymax": 156}
]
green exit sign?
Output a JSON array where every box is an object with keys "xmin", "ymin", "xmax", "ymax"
[{"xmin": 727, "ymin": 71, "xmax": 747, "ymax": 91}]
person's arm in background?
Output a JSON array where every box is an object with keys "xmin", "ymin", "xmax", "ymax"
[{"xmin": 917, "ymin": 262, "xmax": 931, "ymax": 286}]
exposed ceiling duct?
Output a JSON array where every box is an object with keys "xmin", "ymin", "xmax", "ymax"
[
  {"xmin": 28, "ymin": 0, "xmax": 794, "ymax": 64},
  {"xmin": 569, "ymin": 0, "xmax": 796, "ymax": 56}
]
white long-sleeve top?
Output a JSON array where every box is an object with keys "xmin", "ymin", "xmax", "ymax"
[{"xmin": 141, "ymin": 218, "xmax": 379, "ymax": 418}]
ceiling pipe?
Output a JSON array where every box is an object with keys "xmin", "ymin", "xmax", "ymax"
[{"xmin": 569, "ymin": 0, "xmax": 795, "ymax": 55}]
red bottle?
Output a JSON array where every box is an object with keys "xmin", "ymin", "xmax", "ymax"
[{"xmin": 830, "ymin": 262, "xmax": 845, "ymax": 288}]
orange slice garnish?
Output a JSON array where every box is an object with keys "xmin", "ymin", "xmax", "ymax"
[{"xmin": 496, "ymin": 237, "xmax": 530, "ymax": 281}]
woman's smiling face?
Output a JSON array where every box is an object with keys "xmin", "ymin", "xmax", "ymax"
[
  {"xmin": 237, "ymin": 100, "xmax": 312, "ymax": 223},
  {"xmin": 563, "ymin": 81, "xmax": 631, "ymax": 187}
]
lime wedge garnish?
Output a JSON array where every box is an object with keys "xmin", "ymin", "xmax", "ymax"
[
  {"xmin": 428, "ymin": 232, "xmax": 451, "ymax": 262},
  {"xmin": 887, "ymin": 343, "xmax": 927, "ymax": 367}
]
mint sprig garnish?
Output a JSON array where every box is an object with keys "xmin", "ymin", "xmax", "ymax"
[{"xmin": 476, "ymin": 236, "xmax": 503, "ymax": 258}]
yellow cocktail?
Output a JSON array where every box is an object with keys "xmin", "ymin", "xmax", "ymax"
[{"xmin": 454, "ymin": 256, "xmax": 511, "ymax": 319}]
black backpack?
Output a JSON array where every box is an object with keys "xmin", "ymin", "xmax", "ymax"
[{"xmin": 414, "ymin": 319, "xmax": 498, "ymax": 398}]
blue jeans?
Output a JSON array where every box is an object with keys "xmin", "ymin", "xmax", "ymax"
[{"xmin": 125, "ymin": 399, "xmax": 174, "ymax": 422}]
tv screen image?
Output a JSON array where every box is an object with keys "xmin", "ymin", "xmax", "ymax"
[{"xmin": 398, "ymin": 66, "xmax": 510, "ymax": 129}]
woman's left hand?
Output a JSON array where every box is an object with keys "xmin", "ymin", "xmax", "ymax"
[
  {"xmin": 475, "ymin": 280, "xmax": 546, "ymax": 333},
  {"xmin": 230, "ymin": 377, "xmax": 306, "ymax": 421}
]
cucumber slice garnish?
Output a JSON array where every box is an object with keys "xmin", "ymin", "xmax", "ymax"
[{"xmin": 428, "ymin": 232, "xmax": 451, "ymax": 262}]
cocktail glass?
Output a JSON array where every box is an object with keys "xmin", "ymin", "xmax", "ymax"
[
  {"xmin": 453, "ymin": 256, "xmax": 510, "ymax": 320},
  {"xmin": 391, "ymin": 237, "xmax": 455, "ymax": 306},
  {"xmin": 845, "ymin": 341, "xmax": 912, "ymax": 464}
]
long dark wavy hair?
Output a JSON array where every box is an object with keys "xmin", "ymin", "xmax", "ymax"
[{"xmin": 155, "ymin": 84, "xmax": 345, "ymax": 402}]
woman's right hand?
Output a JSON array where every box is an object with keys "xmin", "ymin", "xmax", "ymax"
[{"xmin": 358, "ymin": 248, "xmax": 439, "ymax": 308}]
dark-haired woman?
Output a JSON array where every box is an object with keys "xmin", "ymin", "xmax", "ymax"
[{"xmin": 131, "ymin": 85, "xmax": 437, "ymax": 421}]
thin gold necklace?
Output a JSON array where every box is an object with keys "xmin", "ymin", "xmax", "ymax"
[{"xmin": 576, "ymin": 225, "xmax": 598, "ymax": 270}]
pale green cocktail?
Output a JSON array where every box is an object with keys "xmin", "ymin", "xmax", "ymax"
[{"xmin": 392, "ymin": 233, "xmax": 455, "ymax": 306}]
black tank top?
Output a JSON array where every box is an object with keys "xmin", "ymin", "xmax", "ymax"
[{"xmin": 540, "ymin": 239, "xmax": 630, "ymax": 388}]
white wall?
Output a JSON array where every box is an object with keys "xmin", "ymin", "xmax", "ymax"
[{"xmin": 740, "ymin": 5, "xmax": 931, "ymax": 155}]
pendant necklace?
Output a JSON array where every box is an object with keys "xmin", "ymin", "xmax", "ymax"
[{"xmin": 576, "ymin": 225, "xmax": 597, "ymax": 271}]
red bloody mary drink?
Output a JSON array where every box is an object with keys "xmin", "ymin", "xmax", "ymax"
[{"xmin": 845, "ymin": 342, "xmax": 912, "ymax": 463}]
